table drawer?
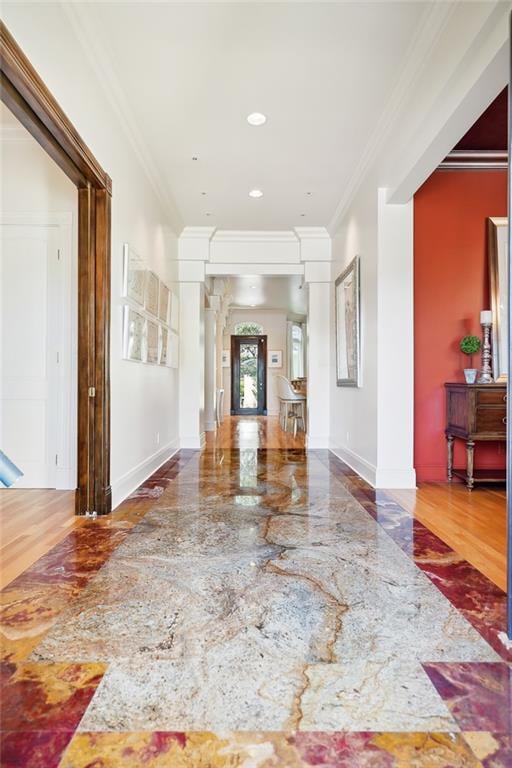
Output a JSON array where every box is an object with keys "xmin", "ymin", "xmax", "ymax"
[
  {"xmin": 475, "ymin": 406, "xmax": 507, "ymax": 433},
  {"xmin": 477, "ymin": 389, "xmax": 508, "ymax": 406}
]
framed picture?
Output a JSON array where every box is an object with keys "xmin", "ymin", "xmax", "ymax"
[
  {"xmin": 169, "ymin": 331, "xmax": 179, "ymax": 368},
  {"xmin": 268, "ymin": 350, "xmax": 282, "ymax": 368},
  {"xmin": 123, "ymin": 305, "xmax": 145, "ymax": 362},
  {"xmin": 146, "ymin": 319, "xmax": 159, "ymax": 364},
  {"xmin": 159, "ymin": 282, "xmax": 170, "ymax": 324},
  {"xmin": 122, "ymin": 244, "xmax": 145, "ymax": 306},
  {"xmin": 335, "ymin": 256, "xmax": 360, "ymax": 387},
  {"xmin": 145, "ymin": 270, "xmax": 159, "ymax": 317},
  {"xmin": 170, "ymin": 292, "xmax": 179, "ymax": 331},
  {"xmin": 159, "ymin": 325, "xmax": 169, "ymax": 366},
  {"xmin": 222, "ymin": 349, "xmax": 230, "ymax": 367},
  {"xmin": 488, "ymin": 217, "xmax": 508, "ymax": 381}
]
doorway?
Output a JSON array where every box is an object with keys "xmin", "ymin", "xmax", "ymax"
[{"xmin": 231, "ymin": 335, "xmax": 267, "ymax": 415}]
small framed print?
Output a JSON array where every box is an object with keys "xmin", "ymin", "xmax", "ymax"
[
  {"xmin": 145, "ymin": 271, "xmax": 159, "ymax": 316},
  {"xmin": 146, "ymin": 319, "xmax": 159, "ymax": 364},
  {"xmin": 122, "ymin": 244, "xmax": 146, "ymax": 306},
  {"xmin": 123, "ymin": 305, "xmax": 145, "ymax": 362},
  {"xmin": 159, "ymin": 325, "xmax": 169, "ymax": 366},
  {"xmin": 268, "ymin": 350, "xmax": 282, "ymax": 368},
  {"xmin": 222, "ymin": 350, "xmax": 230, "ymax": 367},
  {"xmin": 169, "ymin": 331, "xmax": 179, "ymax": 368},
  {"xmin": 170, "ymin": 292, "xmax": 179, "ymax": 331},
  {"xmin": 159, "ymin": 282, "xmax": 170, "ymax": 324}
]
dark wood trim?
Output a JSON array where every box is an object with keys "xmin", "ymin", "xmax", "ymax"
[
  {"xmin": 231, "ymin": 335, "xmax": 267, "ymax": 416},
  {"xmin": 1, "ymin": 22, "xmax": 112, "ymax": 515}
]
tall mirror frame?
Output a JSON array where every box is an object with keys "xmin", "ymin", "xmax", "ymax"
[{"xmin": 488, "ymin": 217, "xmax": 508, "ymax": 382}]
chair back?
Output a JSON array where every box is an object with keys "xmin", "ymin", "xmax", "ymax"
[{"xmin": 275, "ymin": 374, "xmax": 303, "ymax": 400}]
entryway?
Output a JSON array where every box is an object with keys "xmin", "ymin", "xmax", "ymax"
[{"xmin": 230, "ymin": 335, "xmax": 267, "ymax": 415}]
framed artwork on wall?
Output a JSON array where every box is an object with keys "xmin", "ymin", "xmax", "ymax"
[
  {"xmin": 488, "ymin": 217, "xmax": 508, "ymax": 382},
  {"xmin": 222, "ymin": 350, "xmax": 230, "ymax": 367},
  {"xmin": 268, "ymin": 350, "xmax": 282, "ymax": 368},
  {"xmin": 159, "ymin": 282, "xmax": 170, "ymax": 324},
  {"xmin": 123, "ymin": 305, "xmax": 145, "ymax": 362},
  {"xmin": 335, "ymin": 256, "xmax": 361, "ymax": 387},
  {"xmin": 159, "ymin": 325, "xmax": 169, "ymax": 366},
  {"xmin": 145, "ymin": 271, "xmax": 159, "ymax": 316},
  {"xmin": 146, "ymin": 319, "xmax": 159, "ymax": 364},
  {"xmin": 122, "ymin": 244, "xmax": 146, "ymax": 306}
]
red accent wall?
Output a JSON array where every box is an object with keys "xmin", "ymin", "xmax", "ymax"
[{"xmin": 414, "ymin": 170, "xmax": 507, "ymax": 482}]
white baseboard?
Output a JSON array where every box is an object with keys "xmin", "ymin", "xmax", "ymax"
[
  {"xmin": 375, "ymin": 467, "xmax": 417, "ymax": 489},
  {"xmin": 328, "ymin": 441, "xmax": 377, "ymax": 487},
  {"xmin": 111, "ymin": 438, "xmax": 179, "ymax": 509}
]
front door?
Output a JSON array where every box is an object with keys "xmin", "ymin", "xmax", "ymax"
[{"xmin": 231, "ymin": 335, "xmax": 267, "ymax": 415}]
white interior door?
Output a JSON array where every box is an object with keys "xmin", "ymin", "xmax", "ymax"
[{"xmin": 1, "ymin": 225, "xmax": 61, "ymax": 488}]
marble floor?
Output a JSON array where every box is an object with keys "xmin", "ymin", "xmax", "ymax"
[{"xmin": 1, "ymin": 444, "xmax": 511, "ymax": 766}]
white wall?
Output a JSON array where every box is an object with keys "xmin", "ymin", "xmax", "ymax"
[
  {"xmin": 223, "ymin": 309, "xmax": 288, "ymax": 416},
  {"xmin": 330, "ymin": 180, "xmax": 378, "ymax": 481},
  {"xmin": 2, "ymin": 4, "xmax": 181, "ymax": 508}
]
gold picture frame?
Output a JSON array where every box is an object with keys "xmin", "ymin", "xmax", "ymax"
[{"xmin": 488, "ymin": 217, "xmax": 508, "ymax": 382}]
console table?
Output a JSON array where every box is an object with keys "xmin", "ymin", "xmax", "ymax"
[{"xmin": 445, "ymin": 383, "xmax": 507, "ymax": 489}]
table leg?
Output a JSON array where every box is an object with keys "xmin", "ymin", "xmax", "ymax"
[
  {"xmin": 446, "ymin": 434, "xmax": 454, "ymax": 481},
  {"xmin": 466, "ymin": 439, "xmax": 475, "ymax": 490}
]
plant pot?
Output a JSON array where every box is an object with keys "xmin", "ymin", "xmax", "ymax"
[{"xmin": 464, "ymin": 368, "xmax": 478, "ymax": 384}]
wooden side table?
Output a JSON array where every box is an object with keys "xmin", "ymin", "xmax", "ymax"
[{"xmin": 445, "ymin": 382, "xmax": 507, "ymax": 490}]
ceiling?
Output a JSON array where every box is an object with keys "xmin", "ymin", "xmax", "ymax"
[
  {"xmin": 66, "ymin": 1, "xmax": 428, "ymax": 231},
  {"xmin": 228, "ymin": 275, "xmax": 307, "ymax": 318}
]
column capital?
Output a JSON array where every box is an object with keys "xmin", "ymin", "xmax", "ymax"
[{"xmin": 294, "ymin": 226, "xmax": 332, "ymax": 264}]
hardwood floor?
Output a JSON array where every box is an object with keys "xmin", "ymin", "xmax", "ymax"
[
  {"xmin": 390, "ymin": 482, "xmax": 507, "ymax": 591},
  {"xmin": 0, "ymin": 488, "xmax": 83, "ymax": 589},
  {"xmin": 205, "ymin": 415, "xmax": 306, "ymax": 450}
]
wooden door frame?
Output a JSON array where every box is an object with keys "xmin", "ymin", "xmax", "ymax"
[
  {"xmin": 231, "ymin": 335, "xmax": 267, "ymax": 415},
  {"xmin": 0, "ymin": 23, "xmax": 112, "ymax": 515}
]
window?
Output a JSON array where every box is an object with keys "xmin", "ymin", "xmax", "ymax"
[
  {"xmin": 291, "ymin": 323, "xmax": 304, "ymax": 378},
  {"xmin": 234, "ymin": 321, "xmax": 263, "ymax": 336}
]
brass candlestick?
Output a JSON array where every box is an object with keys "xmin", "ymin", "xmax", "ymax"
[{"xmin": 478, "ymin": 319, "xmax": 493, "ymax": 384}]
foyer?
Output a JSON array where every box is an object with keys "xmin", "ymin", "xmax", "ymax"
[{"xmin": 1, "ymin": 2, "xmax": 511, "ymax": 767}]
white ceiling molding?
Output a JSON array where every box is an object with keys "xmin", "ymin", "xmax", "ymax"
[
  {"xmin": 212, "ymin": 230, "xmax": 299, "ymax": 243},
  {"xmin": 61, "ymin": 1, "xmax": 184, "ymax": 233},
  {"xmin": 388, "ymin": 3, "xmax": 510, "ymax": 204},
  {"xmin": 328, "ymin": 1, "xmax": 457, "ymax": 234}
]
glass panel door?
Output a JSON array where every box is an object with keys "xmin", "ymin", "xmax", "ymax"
[{"xmin": 231, "ymin": 335, "xmax": 267, "ymax": 415}]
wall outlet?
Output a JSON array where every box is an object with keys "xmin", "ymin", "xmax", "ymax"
[
  {"xmin": 346, "ymin": 431, "xmax": 350, "ymax": 442},
  {"xmin": 156, "ymin": 432, "xmax": 160, "ymax": 446}
]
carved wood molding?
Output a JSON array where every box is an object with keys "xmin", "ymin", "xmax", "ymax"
[{"xmin": 0, "ymin": 22, "xmax": 111, "ymax": 192}]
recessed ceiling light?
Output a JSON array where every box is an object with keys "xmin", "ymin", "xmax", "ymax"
[
  {"xmin": 247, "ymin": 112, "xmax": 267, "ymax": 126},
  {"xmin": 249, "ymin": 189, "xmax": 263, "ymax": 198},
  {"xmin": 205, "ymin": 212, "xmax": 212, "ymax": 216},
  {"xmin": 306, "ymin": 191, "xmax": 312, "ymax": 196},
  {"xmin": 201, "ymin": 191, "xmax": 207, "ymax": 195},
  {"xmin": 300, "ymin": 213, "xmax": 306, "ymax": 217},
  {"xmin": 250, "ymin": 285, "xmax": 256, "ymax": 289},
  {"xmin": 192, "ymin": 156, "xmax": 198, "ymax": 161}
]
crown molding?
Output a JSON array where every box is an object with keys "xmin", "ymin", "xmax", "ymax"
[
  {"xmin": 180, "ymin": 226, "xmax": 217, "ymax": 240},
  {"xmin": 439, "ymin": 149, "xmax": 507, "ymax": 169},
  {"xmin": 212, "ymin": 229, "xmax": 298, "ymax": 243},
  {"xmin": 61, "ymin": 1, "xmax": 184, "ymax": 233},
  {"xmin": 294, "ymin": 226, "xmax": 330, "ymax": 240},
  {"xmin": 328, "ymin": 1, "xmax": 457, "ymax": 235}
]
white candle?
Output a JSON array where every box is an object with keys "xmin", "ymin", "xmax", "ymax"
[{"xmin": 480, "ymin": 310, "xmax": 492, "ymax": 325}]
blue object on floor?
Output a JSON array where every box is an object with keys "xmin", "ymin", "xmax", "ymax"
[{"xmin": 0, "ymin": 450, "xmax": 23, "ymax": 487}]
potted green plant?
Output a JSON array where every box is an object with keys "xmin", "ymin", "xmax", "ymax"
[{"xmin": 459, "ymin": 335, "xmax": 481, "ymax": 383}]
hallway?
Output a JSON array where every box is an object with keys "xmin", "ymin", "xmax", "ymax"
[{"xmin": 2, "ymin": 435, "xmax": 511, "ymax": 766}]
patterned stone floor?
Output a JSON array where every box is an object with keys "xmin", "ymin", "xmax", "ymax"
[{"xmin": 1, "ymin": 447, "xmax": 510, "ymax": 767}]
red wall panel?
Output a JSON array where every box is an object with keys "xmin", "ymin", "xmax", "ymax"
[{"xmin": 414, "ymin": 170, "xmax": 507, "ymax": 482}]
